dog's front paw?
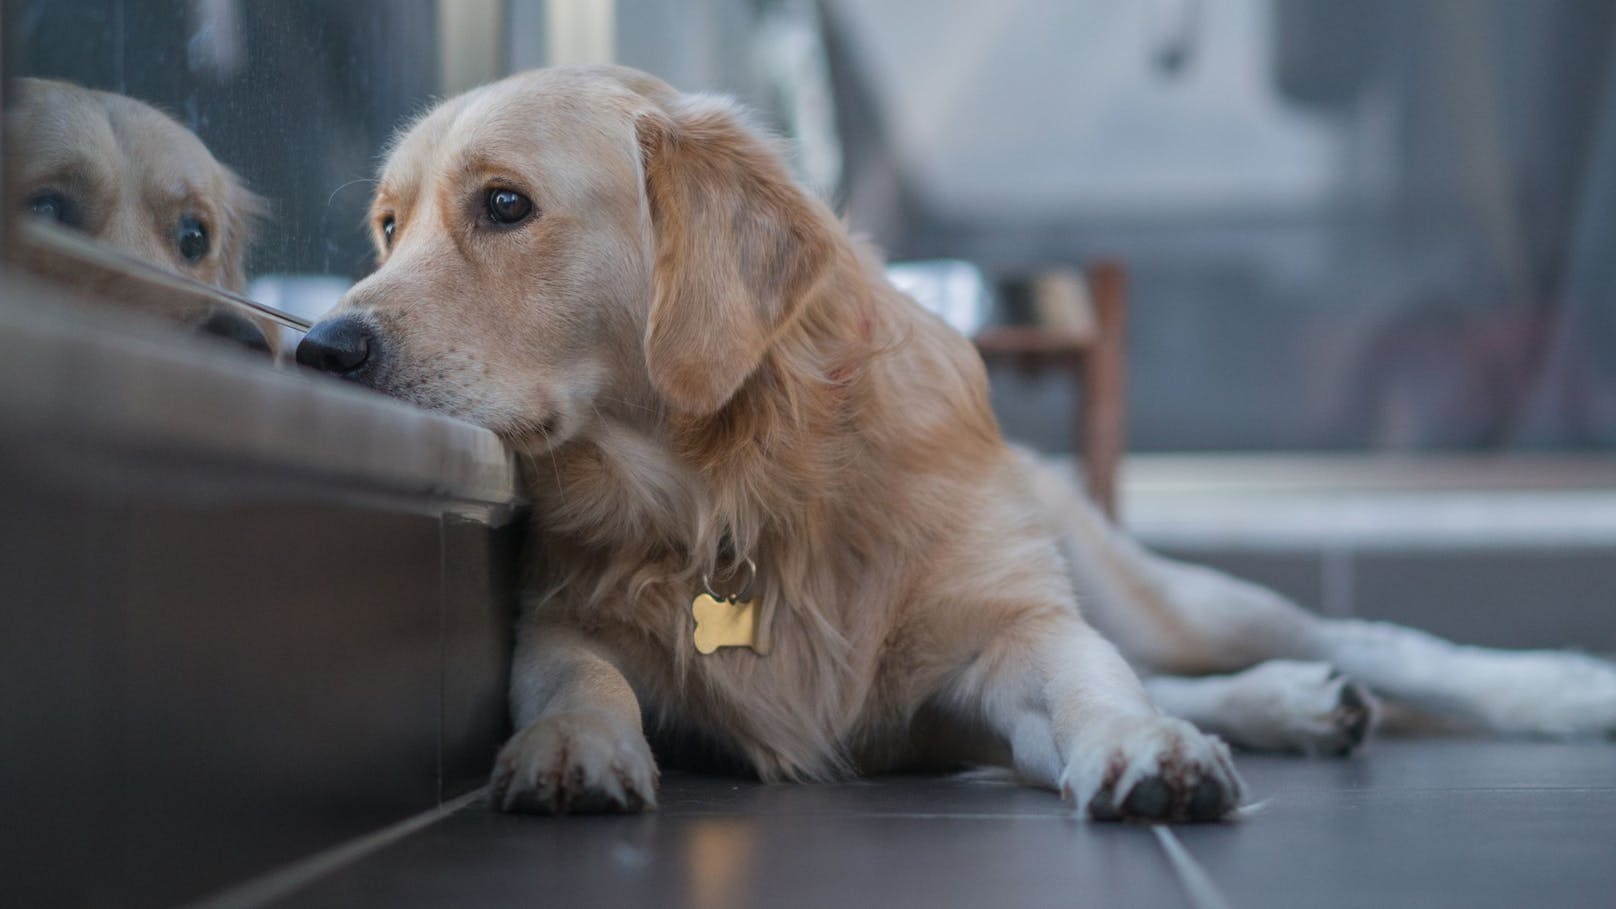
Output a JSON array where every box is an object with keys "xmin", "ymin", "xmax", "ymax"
[
  {"xmin": 1061, "ymin": 715, "xmax": 1243, "ymax": 823},
  {"xmin": 491, "ymin": 711, "xmax": 659, "ymax": 814}
]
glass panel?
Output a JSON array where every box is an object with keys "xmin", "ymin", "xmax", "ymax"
[{"xmin": 3, "ymin": 0, "xmax": 441, "ymax": 350}]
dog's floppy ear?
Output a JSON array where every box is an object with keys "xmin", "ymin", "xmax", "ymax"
[{"xmin": 636, "ymin": 97, "xmax": 836, "ymax": 416}]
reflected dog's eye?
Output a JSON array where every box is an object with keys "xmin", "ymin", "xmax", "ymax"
[
  {"xmin": 27, "ymin": 190, "xmax": 82, "ymax": 228},
  {"xmin": 485, "ymin": 188, "xmax": 534, "ymax": 226},
  {"xmin": 381, "ymin": 215, "xmax": 396, "ymax": 248},
  {"xmin": 177, "ymin": 215, "xmax": 210, "ymax": 263}
]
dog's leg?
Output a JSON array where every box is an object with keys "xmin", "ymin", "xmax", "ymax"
[
  {"xmin": 961, "ymin": 613, "xmax": 1244, "ymax": 822},
  {"xmin": 1144, "ymin": 661, "xmax": 1377, "ymax": 755},
  {"xmin": 1081, "ymin": 526, "xmax": 1616, "ymax": 738},
  {"xmin": 1314, "ymin": 621, "xmax": 1616, "ymax": 738},
  {"xmin": 1022, "ymin": 451, "xmax": 1616, "ymax": 740},
  {"xmin": 491, "ymin": 619, "xmax": 659, "ymax": 813},
  {"xmin": 1021, "ymin": 450, "xmax": 1323, "ymax": 674},
  {"xmin": 1089, "ymin": 525, "xmax": 1616, "ymax": 738}
]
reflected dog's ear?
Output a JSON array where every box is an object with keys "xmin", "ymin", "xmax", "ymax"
[
  {"xmin": 215, "ymin": 172, "xmax": 275, "ymax": 353},
  {"xmin": 217, "ymin": 171, "xmax": 265, "ymax": 295},
  {"xmin": 636, "ymin": 97, "xmax": 836, "ymax": 416}
]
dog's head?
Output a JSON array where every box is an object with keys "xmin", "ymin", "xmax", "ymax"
[
  {"xmin": 297, "ymin": 66, "xmax": 839, "ymax": 446},
  {"xmin": 6, "ymin": 78, "xmax": 268, "ymax": 347}
]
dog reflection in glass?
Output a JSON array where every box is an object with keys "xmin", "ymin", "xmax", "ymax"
[{"xmin": 5, "ymin": 77, "xmax": 271, "ymax": 351}]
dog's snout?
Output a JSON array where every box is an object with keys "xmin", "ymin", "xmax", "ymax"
[
  {"xmin": 199, "ymin": 309, "xmax": 272, "ymax": 355},
  {"xmin": 296, "ymin": 316, "xmax": 376, "ymax": 376}
]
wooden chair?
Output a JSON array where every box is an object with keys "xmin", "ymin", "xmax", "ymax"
[{"xmin": 972, "ymin": 261, "xmax": 1128, "ymax": 520}]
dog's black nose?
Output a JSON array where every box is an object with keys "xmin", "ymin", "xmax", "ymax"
[
  {"xmin": 296, "ymin": 315, "xmax": 374, "ymax": 375},
  {"xmin": 199, "ymin": 309, "xmax": 271, "ymax": 354}
]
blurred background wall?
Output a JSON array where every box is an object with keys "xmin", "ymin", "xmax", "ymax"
[{"xmin": 818, "ymin": 0, "xmax": 1616, "ymax": 453}]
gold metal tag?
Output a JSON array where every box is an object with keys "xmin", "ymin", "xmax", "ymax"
[{"xmin": 692, "ymin": 592, "xmax": 761, "ymax": 654}]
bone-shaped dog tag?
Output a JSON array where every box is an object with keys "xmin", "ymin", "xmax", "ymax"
[{"xmin": 692, "ymin": 593, "xmax": 760, "ymax": 654}]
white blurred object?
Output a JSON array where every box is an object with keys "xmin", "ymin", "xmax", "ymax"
[
  {"xmin": 248, "ymin": 274, "xmax": 352, "ymax": 350},
  {"xmin": 546, "ymin": 0, "xmax": 615, "ymax": 67},
  {"xmin": 828, "ymin": 0, "xmax": 1339, "ymax": 220},
  {"xmin": 753, "ymin": 0, "xmax": 843, "ymax": 200},
  {"xmin": 187, "ymin": 0, "xmax": 245, "ymax": 77},
  {"xmin": 885, "ymin": 259, "xmax": 995, "ymax": 337},
  {"xmin": 249, "ymin": 274, "xmax": 350, "ymax": 321},
  {"xmin": 1031, "ymin": 268, "xmax": 1098, "ymax": 340}
]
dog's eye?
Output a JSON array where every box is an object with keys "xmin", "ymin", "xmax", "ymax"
[
  {"xmin": 381, "ymin": 215, "xmax": 396, "ymax": 248},
  {"xmin": 27, "ymin": 190, "xmax": 81, "ymax": 228},
  {"xmin": 486, "ymin": 189, "xmax": 534, "ymax": 226},
  {"xmin": 177, "ymin": 215, "xmax": 210, "ymax": 263}
]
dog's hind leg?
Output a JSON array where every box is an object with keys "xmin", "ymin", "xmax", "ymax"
[
  {"xmin": 1019, "ymin": 450, "xmax": 1324, "ymax": 676},
  {"xmin": 1144, "ymin": 661, "xmax": 1376, "ymax": 755},
  {"xmin": 1020, "ymin": 451, "xmax": 1616, "ymax": 740},
  {"xmin": 1121, "ymin": 551, "xmax": 1616, "ymax": 739},
  {"xmin": 1312, "ymin": 620, "xmax": 1616, "ymax": 738}
]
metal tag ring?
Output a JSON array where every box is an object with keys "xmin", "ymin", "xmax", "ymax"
[{"xmin": 702, "ymin": 556, "xmax": 757, "ymax": 603}]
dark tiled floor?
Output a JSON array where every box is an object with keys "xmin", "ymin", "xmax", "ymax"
[{"xmin": 264, "ymin": 740, "xmax": 1616, "ymax": 909}]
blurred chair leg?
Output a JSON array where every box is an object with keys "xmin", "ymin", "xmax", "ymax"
[{"xmin": 1081, "ymin": 260, "xmax": 1128, "ymax": 521}]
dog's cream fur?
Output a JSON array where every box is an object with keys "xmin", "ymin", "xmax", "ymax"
[
  {"xmin": 6, "ymin": 78, "xmax": 264, "ymax": 334},
  {"xmin": 308, "ymin": 66, "xmax": 1616, "ymax": 821}
]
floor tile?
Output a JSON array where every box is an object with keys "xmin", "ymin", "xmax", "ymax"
[
  {"xmin": 1175, "ymin": 741, "xmax": 1616, "ymax": 909},
  {"xmin": 1234, "ymin": 739, "xmax": 1616, "ymax": 795},
  {"xmin": 270, "ymin": 740, "xmax": 1616, "ymax": 909},
  {"xmin": 275, "ymin": 776, "xmax": 1188, "ymax": 909},
  {"xmin": 1181, "ymin": 787, "xmax": 1616, "ymax": 909}
]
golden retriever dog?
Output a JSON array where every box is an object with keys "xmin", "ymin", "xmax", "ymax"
[
  {"xmin": 5, "ymin": 77, "xmax": 270, "ymax": 351},
  {"xmin": 297, "ymin": 66, "xmax": 1616, "ymax": 822}
]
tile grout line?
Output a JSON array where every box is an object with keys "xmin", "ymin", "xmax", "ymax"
[
  {"xmin": 1153, "ymin": 827, "xmax": 1236, "ymax": 909},
  {"xmin": 179, "ymin": 787, "xmax": 486, "ymax": 909}
]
